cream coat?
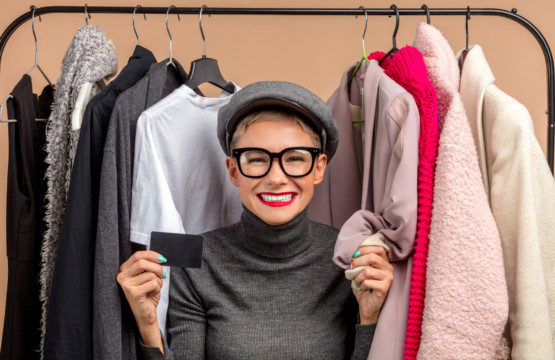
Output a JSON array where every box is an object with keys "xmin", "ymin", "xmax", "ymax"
[{"xmin": 458, "ymin": 44, "xmax": 555, "ymax": 359}]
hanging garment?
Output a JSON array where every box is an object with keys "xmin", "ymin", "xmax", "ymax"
[
  {"xmin": 327, "ymin": 59, "xmax": 420, "ymax": 360},
  {"xmin": 367, "ymin": 46, "xmax": 439, "ymax": 360},
  {"xmin": 0, "ymin": 75, "xmax": 53, "ymax": 360},
  {"xmin": 130, "ymin": 83, "xmax": 243, "ymax": 334},
  {"xmin": 458, "ymin": 44, "xmax": 555, "ymax": 359},
  {"xmin": 93, "ymin": 59, "xmax": 190, "ymax": 360},
  {"xmin": 413, "ymin": 23, "xmax": 508, "ymax": 360},
  {"xmin": 39, "ymin": 25, "xmax": 117, "ymax": 356},
  {"xmin": 42, "ymin": 45, "xmax": 156, "ymax": 360}
]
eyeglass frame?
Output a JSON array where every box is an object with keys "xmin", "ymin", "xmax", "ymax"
[{"xmin": 231, "ymin": 146, "xmax": 322, "ymax": 178}]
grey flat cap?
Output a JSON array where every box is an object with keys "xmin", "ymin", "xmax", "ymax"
[{"xmin": 217, "ymin": 81, "xmax": 339, "ymax": 160}]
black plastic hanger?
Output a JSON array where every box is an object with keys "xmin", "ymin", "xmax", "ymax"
[
  {"xmin": 186, "ymin": 5, "xmax": 235, "ymax": 94},
  {"xmin": 379, "ymin": 4, "xmax": 400, "ymax": 65}
]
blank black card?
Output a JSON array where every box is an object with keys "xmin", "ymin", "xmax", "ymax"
[{"xmin": 150, "ymin": 232, "xmax": 203, "ymax": 268}]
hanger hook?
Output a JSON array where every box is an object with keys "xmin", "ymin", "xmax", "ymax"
[
  {"xmin": 421, "ymin": 4, "xmax": 430, "ymax": 24},
  {"xmin": 84, "ymin": 4, "xmax": 91, "ymax": 25},
  {"xmin": 466, "ymin": 6, "xmax": 471, "ymax": 50},
  {"xmin": 199, "ymin": 5, "xmax": 208, "ymax": 58},
  {"xmin": 133, "ymin": 5, "xmax": 147, "ymax": 46},
  {"xmin": 390, "ymin": 4, "xmax": 399, "ymax": 49},
  {"xmin": 165, "ymin": 5, "xmax": 180, "ymax": 65},
  {"xmin": 31, "ymin": 6, "xmax": 39, "ymax": 66},
  {"xmin": 358, "ymin": 6, "xmax": 368, "ymax": 58}
]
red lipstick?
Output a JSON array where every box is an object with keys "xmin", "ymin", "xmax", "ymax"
[{"xmin": 257, "ymin": 192, "xmax": 297, "ymax": 207}]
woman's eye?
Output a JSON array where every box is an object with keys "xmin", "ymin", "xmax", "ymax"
[{"xmin": 247, "ymin": 157, "xmax": 267, "ymax": 163}]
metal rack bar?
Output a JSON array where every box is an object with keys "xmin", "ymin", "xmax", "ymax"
[{"xmin": 1, "ymin": 6, "xmax": 553, "ymax": 172}]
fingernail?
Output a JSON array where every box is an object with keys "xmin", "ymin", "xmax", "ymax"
[
  {"xmin": 157, "ymin": 256, "xmax": 167, "ymax": 263},
  {"xmin": 353, "ymin": 250, "xmax": 361, "ymax": 258},
  {"xmin": 348, "ymin": 264, "xmax": 353, "ymax": 270},
  {"xmin": 163, "ymin": 272, "xmax": 167, "ymax": 279}
]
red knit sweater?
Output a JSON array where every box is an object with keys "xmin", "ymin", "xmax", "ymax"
[{"xmin": 369, "ymin": 47, "xmax": 439, "ymax": 360}]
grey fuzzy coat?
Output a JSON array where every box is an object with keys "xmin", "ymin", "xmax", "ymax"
[{"xmin": 39, "ymin": 25, "xmax": 117, "ymax": 358}]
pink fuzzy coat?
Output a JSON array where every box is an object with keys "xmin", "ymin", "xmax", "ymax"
[{"xmin": 413, "ymin": 23, "xmax": 509, "ymax": 360}]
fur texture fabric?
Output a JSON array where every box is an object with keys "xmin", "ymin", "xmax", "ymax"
[
  {"xmin": 39, "ymin": 25, "xmax": 117, "ymax": 358},
  {"xmin": 413, "ymin": 23, "xmax": 509, "ymax": 360}
]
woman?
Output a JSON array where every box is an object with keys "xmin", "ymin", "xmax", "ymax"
[{"xmin": 117, "ymin": 81, "xmax": 394, "ymax": 359}]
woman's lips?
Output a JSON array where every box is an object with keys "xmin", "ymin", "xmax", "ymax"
[{"xmin": 257, "ymin": 192, "xmax": 297, "ymax": 207}]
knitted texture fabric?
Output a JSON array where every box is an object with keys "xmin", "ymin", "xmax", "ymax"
[
  {"xmin": 369, "ymin": 46, "xmax": 439, "ymax": 360},
  {"xmin": 39, "ymin": 25, "xmax": 117, "ymax": 358},
  {"xmin": 413, "ymin": 23, "xmax": 508, "ymax": 360}
]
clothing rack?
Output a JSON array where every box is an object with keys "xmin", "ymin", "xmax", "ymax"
[{"xmin": 0, "ymin": 5, "xmax": 553, "ymax": 173}]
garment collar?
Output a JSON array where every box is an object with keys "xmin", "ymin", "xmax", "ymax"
[
  {"xmin": 145, "ymin": 58, "xmax": 188, "ymax": 109},
  {"xmin": 456, "ymin": 44, "xmax": 495, "ymax": 191},
  {"xmin": 237, "ymin": 206, "xmax": 312, "ymax": 259}
]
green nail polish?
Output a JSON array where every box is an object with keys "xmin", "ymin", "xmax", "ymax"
[
  {"xmin": 353, "ymin": 250, "xmax": 361, "ymax": 258},
  {"xmin": 163, "ymin": 272, "xmax": 167, "ymax": 279},
  {"xmin": 157, "ymin": 255, "xmax": 167, "ymax": 263}
]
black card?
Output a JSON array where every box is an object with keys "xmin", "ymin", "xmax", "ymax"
[{"xmin": 150, "ymin": 232, "xmax": 203, "ymax": 268}]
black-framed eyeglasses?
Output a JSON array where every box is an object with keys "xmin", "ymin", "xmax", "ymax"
[{"xmin": 232, "ymin": 147, "xmax": 321, "ymax": 178}]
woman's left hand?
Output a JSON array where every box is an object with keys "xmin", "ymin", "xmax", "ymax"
[{"xmin": 350, "ymin": 245, "xmax": 394, "ymax": 325}]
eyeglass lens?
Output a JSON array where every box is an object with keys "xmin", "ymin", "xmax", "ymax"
[{"xmin": 239, "ymin": 148, "xmax": 315, "ymax": 177}]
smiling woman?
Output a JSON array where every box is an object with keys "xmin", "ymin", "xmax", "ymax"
[{"xmin": 117, "ymin": 80, "xmax": 394, "ymax": 359}]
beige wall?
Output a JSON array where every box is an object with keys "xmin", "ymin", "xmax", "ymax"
[{"xmin": 1, "ymin": 0, "xmax": 554, "ymax": 343}]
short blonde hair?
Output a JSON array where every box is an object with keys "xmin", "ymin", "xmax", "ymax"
[{"xmin": 229, "ymin": 108, "xmax": 321, "ymax": 150}]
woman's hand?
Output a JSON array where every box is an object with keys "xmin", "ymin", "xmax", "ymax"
[
  {"xmin": 117, "ymin": 250, "xmax": 166, "ymax": 350},
  {"xmin": 350, "ymin": 246, "xmax": 394, "ymax": 325}
]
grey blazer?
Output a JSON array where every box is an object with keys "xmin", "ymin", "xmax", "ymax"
[{"xmin": 93, "ymin": 60, "xmax": 188, "ymax": 360}]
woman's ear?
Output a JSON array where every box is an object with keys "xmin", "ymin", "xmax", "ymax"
[
  {"xmin": 313, "ymin": 154, "xmax": 327, "ymax": 185},
  {"xmin": 226, "ymin": 156, "xmax": 240, "ymax": 187}
]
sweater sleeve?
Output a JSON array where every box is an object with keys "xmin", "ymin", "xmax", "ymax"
[
  {"xmin": 351, "ymin": 324, "xmax": 376, "ymax": 360},
  {"xmin": 137, "ymin": 266, "xmax": 206, "ymax": 359}
]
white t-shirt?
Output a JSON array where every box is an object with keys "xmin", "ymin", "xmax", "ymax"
[{"xmin": 130, "ymin": 83, "xmax": 242, "ymax": 334}]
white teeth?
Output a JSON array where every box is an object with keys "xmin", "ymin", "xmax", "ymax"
[{"xmin": 260, "ymin": 194, "xmax": 294, "ymax": 202}]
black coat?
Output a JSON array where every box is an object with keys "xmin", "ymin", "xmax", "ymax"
[{"xmin": 43, "ymin": 46, "xmax": 156, "ymax": 360}]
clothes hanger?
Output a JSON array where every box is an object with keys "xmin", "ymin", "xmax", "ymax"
[
  {"xmin": 379, "ymin": 4, "xmax": 400, "ymax": 65},
  {"xmin": 185, "ymin": 5, "xmax": 235, "ymax": 94},
  {"xmin": 0, "ymin": 95, "xmax": 16, "ymax": 123},
  {"xmin": 1, "ymin": 6, "xmax": 52, "ymax": 123},
  {"xmin": 348, "ymin": 6, "xmax": 370, "ymax": 83},
  {"xmin": 133, "ymin": 5, "xmax": 147, "ymax": 46},
  {"xmin": 421, "ymin": 4, "xmax": 431, "ymax": 25},
  {"xmin": 459, "ymin": 6, "xmax": 471, "ymax": 68},
  {"xmin": 27, "ymin": 6, "xmax": 53, "ymax": 88},
  {"xmin": 84, "ymin": 4, "xmax": 91, "ymax": 25},
  {"xmin": 166, "ymin": 5, "xmax": 180, "ymax": 68}
]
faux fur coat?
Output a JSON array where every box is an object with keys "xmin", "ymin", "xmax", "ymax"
[{"xmin": 413, "ymin": 23, "xmax": 509, "ymax": 360}]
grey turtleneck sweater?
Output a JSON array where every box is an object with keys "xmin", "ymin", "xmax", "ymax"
[{"xmin": 140, "ymin": 207, "xmax": 375, "ymax": 359}]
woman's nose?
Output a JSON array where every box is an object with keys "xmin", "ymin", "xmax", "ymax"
[{"xmin": 266, "ymin": 158, "xmax": 288, "ymax": 185}]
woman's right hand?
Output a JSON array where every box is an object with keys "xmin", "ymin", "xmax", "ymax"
[{"xmin": 117, "ymin": 251, "xmax": 166, "ymax": 343}]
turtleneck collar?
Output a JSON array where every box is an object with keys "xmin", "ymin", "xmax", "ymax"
[{"xmin": 237, "ymin": 206, "xmax": 312, "ymax": 259}]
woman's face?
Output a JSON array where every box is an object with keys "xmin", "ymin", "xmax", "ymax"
[{"xmin": 226, "ymin": 119, "xmax": 327, "ymax": 225}]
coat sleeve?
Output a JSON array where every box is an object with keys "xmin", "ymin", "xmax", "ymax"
[
  {"xmin": 93, "ymin": 101, "xmax": 137, "ymax": 360},
  {"xmin": 334, "ymin": 92, "xmax": 419, "ymax": 268}
]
